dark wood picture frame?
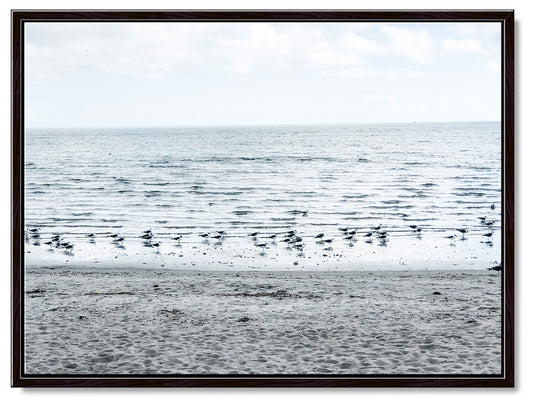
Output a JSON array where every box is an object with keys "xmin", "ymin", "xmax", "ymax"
[{"xmin": 11, "ymin": 9, "xmax": 514, "ymax": 387}]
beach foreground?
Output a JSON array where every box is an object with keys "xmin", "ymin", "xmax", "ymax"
[{"xmin": 24, "ymin": 266, "xmax": 502, "ymax": 375}]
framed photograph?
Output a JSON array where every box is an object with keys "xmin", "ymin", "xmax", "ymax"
[{"xmin": 11, "ymin": 10, "xmax": 514, "ymax": 387}]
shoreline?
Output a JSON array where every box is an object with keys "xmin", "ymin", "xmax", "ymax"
[
  {"xmin": 24, "ymin": 266, "xmax": 502, "ymax": 375},
  {"xmin": 24, "ymin": 264, "xmax": 498, "ymax": 273},
  {"xmin": 24, "ymin": 228, "xmax": 502, "ymax": 273}
]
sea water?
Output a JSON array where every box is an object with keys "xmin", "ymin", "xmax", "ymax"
[{"xmin": 24, "ymin": 122, "xmax": 502, "ymax": 271}]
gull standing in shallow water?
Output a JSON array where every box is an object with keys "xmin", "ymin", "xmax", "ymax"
[{"xmin": 487, "ymin": 263, "xmax": 502, "ymax": 274}]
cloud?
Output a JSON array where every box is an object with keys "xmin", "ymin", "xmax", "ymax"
[
  {"xmin": 441, "ymin": 38, "xmax": 489, "ymax": 54},
  {"xmin": 25, "ymin": 22, "xmax": 500, "ymax": 85},
  {"xmin": 450, "ymin": 23, "xmax": 501, "ymax": 38},
  {"xmin": 452, "ymin": 24, "xmax": 479, "ymax": 37},
  {"xmin": 336, "ymin": 67, "xmax": 427, "ymax": 79},
  {"xmin": 26, "ymin": 22, "xmax": 443, "ymax": 81},
  {"xmin": 26, "ymin": 23, "xmax": 367, "ymax": 80},
  {"xmin": 379, "ymin": 25, "xmax": 435, "ymax": 63}
]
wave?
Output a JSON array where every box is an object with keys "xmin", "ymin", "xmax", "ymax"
[
  {"xmin": 381, "ymin": 200, "xmax": 401, "ymax": 205},
  {"xmin": 24, "ymin": 123, "xmax": 501, "ymax": 247},
  {"xmin": 188, "ymin": 190, "xmax": 244, "ymax": 196},
  {"xmin": 234, "ymin": 210, "xmax": 253, "ymax": 216},
  {"xmin": 453, "ymin": 192, "xmax": 486, "ymax": 197},
  {"xmin": 143, "ymin": 182, "xmax": 170, "ymax": 186},
  {"xmin": 113, "ymin": 177, "xmax": 130, "ymax": 184},
  {"xmin": 342, "ymin": 194, "xmax": 369, "ymax": 199}
]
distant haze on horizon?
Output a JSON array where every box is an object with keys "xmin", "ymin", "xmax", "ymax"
[
  {"xmin": 25, "ymin": 22, "xmax": 501, "ymax": 128},
  {"xmin": 25, "ymin": 120, "xmax": 501, "ymax": 131}
]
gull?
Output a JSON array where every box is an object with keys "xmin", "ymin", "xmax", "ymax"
[{"xmin": 487, "ymin": 263, "xmax": 502, "ymax": 274}]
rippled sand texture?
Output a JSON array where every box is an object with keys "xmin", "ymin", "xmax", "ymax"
[{"xmin": 24, "ymin": 267, "xmax": 502, "ymax": 375}]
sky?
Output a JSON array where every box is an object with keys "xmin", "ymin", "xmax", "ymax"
[{"xmin": 24, "ymin": 22, "xmax": 502, "ymax": 128}]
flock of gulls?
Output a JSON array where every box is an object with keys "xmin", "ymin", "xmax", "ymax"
[{"xmin": 25, "ymin": 204, "xmax": 501, "ymax": 271}]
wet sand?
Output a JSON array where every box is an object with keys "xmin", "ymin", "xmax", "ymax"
[{"xmin": 24, "ymin": 266, "xmax": 502, "ymax": 375}]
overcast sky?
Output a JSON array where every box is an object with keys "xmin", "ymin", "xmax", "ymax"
[{"xmin": 25, "ymin": 22, "xmax": 501, "ymax": 128}]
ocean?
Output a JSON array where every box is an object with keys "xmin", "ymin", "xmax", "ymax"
[{"xmin": 24, "ymin": 122, "xmax": 502, "ymax": 271}]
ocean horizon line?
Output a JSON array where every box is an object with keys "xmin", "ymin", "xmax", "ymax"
[{"xmin": 25, "ymin": 120, "xmax": 501, "ymax": 131}]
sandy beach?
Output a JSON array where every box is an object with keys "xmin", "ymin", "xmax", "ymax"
[{"xmin": 24, "ymin": 266, "xmax": 502, "ymax": 375}]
